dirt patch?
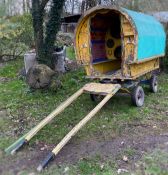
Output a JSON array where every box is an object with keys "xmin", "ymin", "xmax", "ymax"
[
  {"xmin": 0, "ymin": 77, "xmax": 13, "ymax": 83},
  {"xmin": 0, "ymin": 132, "xmax": 168, "ymax": 174},
  {"xmin": 49, "ymin": 133, "xmax": 168, "ymax": 166}
]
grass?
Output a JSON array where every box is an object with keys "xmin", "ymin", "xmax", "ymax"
[
  {"xmin": 134, "ymin": 149, "xmax": 168, "ymax": 175},
  {"xmin": 0, "ymin": 56, "xmax": 168, "ymax": 174},
  {"xmin": 41, "ymin": 148, "xmax": 168, "ymax": 175},
  {"xmin": 66, "ymin": 46, "xmax": 76, "ymax": 60},
  {"xmin": 42, "ymin": 159, "xmax": 120, "ymax": 175}
]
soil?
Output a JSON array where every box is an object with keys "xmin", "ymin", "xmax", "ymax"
[{"xmin": 0, "ymin": 124, "xmax": 168, "ymax": 174}]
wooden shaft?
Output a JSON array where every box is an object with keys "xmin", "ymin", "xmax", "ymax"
[
  {"xmin": 51, "ymin": 91, "xmax": 116, "ymax": 156},
  {"xmin": 25, "ymin": 88, "xmax": 84, "ymax": 141}
]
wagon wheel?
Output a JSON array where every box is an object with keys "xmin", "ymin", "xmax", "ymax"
[
  {"xmin": 131, "ymin": 86, "xmax": 145, "ymax": 107},
  {"xmin": 149, "ymin": 75, "xmax": 158, "ymax": 93},
  {"xmin": 90, "ymin": 94, "xmax": 104, "ymax": 102}
]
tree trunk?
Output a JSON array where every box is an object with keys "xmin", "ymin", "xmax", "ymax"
[
  {"xmin": 81, "ymin": 0, "xmax": 85, "ymax": 14},
  {"xmin": 23, "ymin": 0, "xmax": 26, "ymax": 13},
  {"xmin": 71, "ymin": 0, "xmax": 75, "ymax": 14},
  {"xmin": 85, "ymin": 0, "xmax": 97, "ymax": 10},
  {"xmin": 31, "ymin": 0, "xmax": 65, "ymax": 68},
  {"xmin": 43, "ymin": 0, "xmax": 65, "ymax": 67},
  {"xmin": 26, "ymin": 0, "xmax": 30, "ymax": 13},
  {"xmin": 31, "ymin": 0, "xmax": 45, "ymax": 64}
]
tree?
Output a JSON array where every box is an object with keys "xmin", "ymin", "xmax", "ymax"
[
  {"xmin": 64, "ymin": 0, "xmax": 81, "ymax": 15},
  {"xmin": 31, "ymin": 0, "xmax": 65, "ymax": 68}
]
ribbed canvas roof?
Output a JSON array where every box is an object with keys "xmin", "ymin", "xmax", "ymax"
[{"xmin": 123, "ymin": 8, "xmax": 166, "ymax": 60}]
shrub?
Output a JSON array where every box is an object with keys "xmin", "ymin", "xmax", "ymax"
[
  {"xmin": 10, "ymin": 13, "xmax": 34, "ymax": 47},
  {"xmin": 0, "ymin": 15, "xmax": 33, "ymax": 61}
]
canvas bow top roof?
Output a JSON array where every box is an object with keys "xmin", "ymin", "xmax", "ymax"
[
  {"xmin": 76, "ymin": 6, "xmax": 166, "ymax": 61},
  {"xmin": 123, "ymin": 8, "xmax": 166, "ymax": 60}
]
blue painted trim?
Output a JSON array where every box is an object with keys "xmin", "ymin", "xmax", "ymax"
[
  {"xmin": 140, "ymin": 79, "xmax": 150, "ymax": 85},
  {"xmin": 92, "ymin": 58, "xmax": 107, "ymax": 63},
  {"xmin": 91, "ymin": 40, "xmax": 105, "ymax": 44}
]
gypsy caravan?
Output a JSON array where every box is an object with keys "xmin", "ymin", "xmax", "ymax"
[{"xmin": 6, "ymin": 6, "xmax": 166, "ymax": 171}]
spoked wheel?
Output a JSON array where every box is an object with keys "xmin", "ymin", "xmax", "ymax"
[
  {"xmin": 131, "ymin": 86, "xmax": 145, "ymax": 107},
  {"xmin": 90, "ymin": 94, "xmax": 104, "ymax": 102},
  {"xmin": 149, "ymin": 75, "xmax": 158, "ymax": 93}
]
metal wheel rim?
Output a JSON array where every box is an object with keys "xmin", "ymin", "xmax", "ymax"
[
  {"xmin": 153, "ymin": 79, "xmax": 158, "ymax": 92},
  {"xmin": 137, "ymin": 89, "xmax": 144, "ymax": 106}
]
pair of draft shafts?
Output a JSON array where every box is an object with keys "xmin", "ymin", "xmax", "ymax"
[{"xmin": 5, "ymin": 83, "xmax": 121, "ymax": 172}]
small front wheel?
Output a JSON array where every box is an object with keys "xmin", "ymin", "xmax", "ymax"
[
  {"xmin": 131, "ymin": 86, "xmax": 145, "ymax": 107},
  {"xmin": 90, "ymin": 94, "xmax": 104, "ymax": 102},
  {"xmin": 149, "ymin": 75, "xmax": 158, "ymax": 93}
]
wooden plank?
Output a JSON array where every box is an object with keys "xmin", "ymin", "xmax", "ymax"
[
  {"xmin": 83, "ymin": 83, "xmax": 119, "ymax": 95},
  {"xmin": 25, "ymin": 88, "xmax": 84, "ymax": 141}
]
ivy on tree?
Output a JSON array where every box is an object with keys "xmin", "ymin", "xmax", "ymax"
[{"xmin": 31, "ymin": 0, "xmax": 65, "ymax": 68}]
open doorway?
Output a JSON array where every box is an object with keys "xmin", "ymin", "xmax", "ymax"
[{"xmin": 90, "ymin": 11, "xmax": 122, "ymax": 74}]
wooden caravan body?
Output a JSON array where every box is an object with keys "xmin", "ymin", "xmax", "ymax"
[{"xmin": 75, "ymin": 6, "xmax": 166, "ymax": 81}]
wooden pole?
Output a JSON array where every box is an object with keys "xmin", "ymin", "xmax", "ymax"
[
  {"xmin": 52, "ymin": 93, "xmax": 113, "ymax": 154},
  {"xmin": 5, "ymin": 88, "xmax": 84, "ymax": 154},
  {"xmin": 26, "ymin": 88, "xmax": 84, "ymax": 141},
  {"xmin": 37, "ymin": 85, "xmax": 120, "ymax": 171}
]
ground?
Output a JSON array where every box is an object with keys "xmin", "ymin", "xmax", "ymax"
[{"xmin": 0, "ymin": 58, "xmax": 168, "ymax": 175}]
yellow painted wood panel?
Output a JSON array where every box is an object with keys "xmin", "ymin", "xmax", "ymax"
[
  {"xmin": 130, "ymin": 59, "xmax": 159, "ymax": 78},
  {"xmin": 93, "ymin": 60, "xmax": 121, "ymax": 74},
  {"xmin": 76, "ymin": 19, "xmax": 91, "ymax": 65},
  {"xmin": 85, "ymin": 60, "xmax": 121, "ymax": 76}
]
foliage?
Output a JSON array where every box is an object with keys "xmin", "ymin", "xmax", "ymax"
[
  {"xmin": 66, "ymin": 46, "xmax": 75, "ymax": 60},
  {"xmin": 10, "ymin": 13, "xmax": 34, "ymax": 47},
  {"xmin": 0, "ymin": 18, "xmax": 28, "ymax": 61},
  {"xmin": 0, "ymin": 13, "xmax": 34, "ymax": 61}
]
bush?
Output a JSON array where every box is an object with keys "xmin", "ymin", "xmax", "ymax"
[
  {"xmin": 10, "ymin": 14, "xmax": 34, "ymax": 47},
  {"xmin": 0, "ymin": 14, "xmax": 34, "ymax": 61}
]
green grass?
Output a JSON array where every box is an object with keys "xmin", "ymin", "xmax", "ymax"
[
  {"xmin": 42, "ymin": 159, "xmax": 121, "ymax": 175},
  {"xmin": 66, "ymin": 46, "xmax": 76, "ymax": 60},
  {"xmin": 40, "ymin": 148, "xmax": 168, "ymax": 175},
  {"xmin": 134, "ymin": 149, "xmax": 168, "ymax": 175},
  {"xmin": 0, "ymin": 57, "xmax": 168, "ymax": 174},
  {"xmin": 0, "ymin": 58, "xmax": 89, "ymax": 146},
  {"xmin": 0, "ymin": 58, "xmax": 168, "ymax": 146}
]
